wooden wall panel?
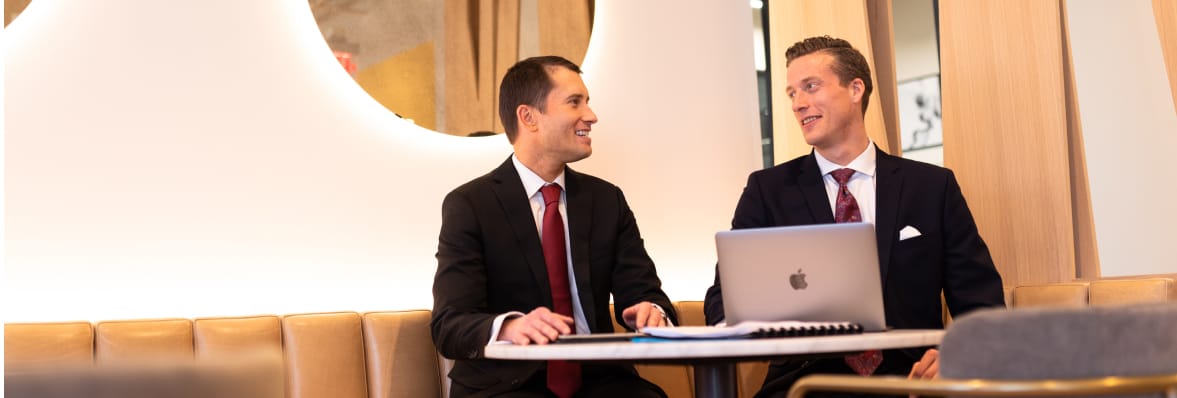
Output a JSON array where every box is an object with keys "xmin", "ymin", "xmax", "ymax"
[
  {"xmin": 768, "ymin": 0, "xmax": 896, "ymax": 163},
  {"xmin": 1155, "ymin": 0, "xmax": 1177, "ymax": 111},
  {"xmin": 940, "ymin": 0, "xmax": 1075, "ymax": 287}
]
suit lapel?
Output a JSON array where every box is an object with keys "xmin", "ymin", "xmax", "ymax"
[
  {"xmin": 490, "ymin": 158, "xmax": 552, "ymax": 304},
  {"xmin": 798, "ymin": 153, "xmax": 836, "ymax": 224},
  {"xmin": 873, "ymin": 147, "xmax": 903, "ymax": 283},
  {"xmin": 563, "ymin": 167, "xmax": 597, "ymax": 325}
]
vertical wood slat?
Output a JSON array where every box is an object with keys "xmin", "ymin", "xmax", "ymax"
[
  {"xmin": 493, "ymin": 0, "xmax": 520, "ymax": 135},
  {"xmin": 768, "ymin": 0, "xmax": 895, "ymax": 164},
  {"xmin": 1155, "ymin": 0, "xmax": 1177, "ymax": 111},
  {"xmin": 866, "ymin": 0, "xmax": 902, "ymax": 156},
  {"xmin": 940, "ymin": 0, "xmax": 1075, "ymax": 287},
  {"xmin": 443, "ymin": 0, "xmax": 489, "ymax": 136},
  {"xmin": 476, "ymin": 1, "xmax": 498, "ymax": 133},
  {"xmin": 1060, "ymin": 0, "xmax": 1100, "ymax": 280}
]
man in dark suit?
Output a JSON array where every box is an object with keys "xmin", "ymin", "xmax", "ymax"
[
  {"xmin": 704, "ymin": 36, "xmax": 1005, "ymax": 397},
  {"xmin": 432, "ymin": 56, "xmax": 677, "ymax": 398}
]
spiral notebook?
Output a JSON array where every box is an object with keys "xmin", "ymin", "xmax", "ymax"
[{"xmin": 642, "ymin": 320, "xmax": 863, "ymax": 339}]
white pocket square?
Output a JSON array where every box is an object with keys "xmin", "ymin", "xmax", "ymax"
[{"xmin": 899, "ymin": 226, "xmax": 922, "ymax": 241}]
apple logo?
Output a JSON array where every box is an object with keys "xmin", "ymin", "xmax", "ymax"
[{"xmin": 789, "ymin": 269, "xmax": 808, "ymax": 290}]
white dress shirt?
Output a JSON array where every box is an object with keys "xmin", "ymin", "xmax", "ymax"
[{"xmin": 813, "ymin": 141, "xmax": 878, "ymax": 224}]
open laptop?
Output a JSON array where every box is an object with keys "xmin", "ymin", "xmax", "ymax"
[{"xmin": 715, "ymin": 222, "xmax": 887, "ymax": 332}]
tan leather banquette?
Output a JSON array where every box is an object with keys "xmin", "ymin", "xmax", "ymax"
[{"xmin": 6, "ymin": 278, "xmax": 1173, "ymax": 398}]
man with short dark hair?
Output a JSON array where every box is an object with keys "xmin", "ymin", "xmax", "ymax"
[
  {"xmin": 704, "ymin": 36, "xmax": 1005, "ymax": 397},
  {"xmin": 432, "ymin": 55, "xmax": 676, "ymax": 398}
]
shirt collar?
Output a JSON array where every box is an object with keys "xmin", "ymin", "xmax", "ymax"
[
  {"xmin": 512, "ymin": 154, "xmax": 566, "ymax": 197},
  {"xmin": 814, "ymin": 140, "xmax": 877, "ymax": 178}
]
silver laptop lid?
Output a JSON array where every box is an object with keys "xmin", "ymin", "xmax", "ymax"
[{"xmin": 715, "ymin": 222, "xmax": 887, "ymax": 331}]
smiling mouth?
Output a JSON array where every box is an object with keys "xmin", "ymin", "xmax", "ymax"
[
  {"xmin": 801, "ymin": 116, "xmax": 821, "ymax": 126},
  {"xmin": 575, "ymin": 130, "xmax": 590, "ymax": 137}
]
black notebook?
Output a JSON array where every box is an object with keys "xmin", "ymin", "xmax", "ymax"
[{"xmin": 641, "ymin": 321, "xmax": 864, "ymax": 339}]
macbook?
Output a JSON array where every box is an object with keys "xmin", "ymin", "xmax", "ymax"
[{"xmin": 715, "ymin": 222, "xmax": 887, "ymax": 331}]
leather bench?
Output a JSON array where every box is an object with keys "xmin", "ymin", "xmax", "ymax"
[{"xmin": 7, "ymin": 279, "xmax": 1173, "ymax": 398}]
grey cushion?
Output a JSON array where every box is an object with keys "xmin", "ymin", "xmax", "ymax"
[
  {"xmin": 942, "ymin": 302, "xmax": 1177, "ymax": 378},
  {"xmin": 939, "ymin": 302, "xmax": 1177, "ymax": 397}
]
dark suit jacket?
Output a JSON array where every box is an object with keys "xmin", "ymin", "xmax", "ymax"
[
  {"xmin": 432, "ymin": 157, "xmax": 677, "ymax": 396},
  {"xmin": 704, "ymin": 147, "xmax": 1004, "ymax": 361}
]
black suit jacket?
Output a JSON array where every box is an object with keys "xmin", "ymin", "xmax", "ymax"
[
  {"xmin": 705, "ymin": 147, "xmax": 1003, "ymax": 345},
  {"xmin": 432, "ymin": 157, "xmax": 677, "ymax": 396}
]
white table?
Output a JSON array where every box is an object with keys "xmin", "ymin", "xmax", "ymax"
[{"xmin": 484, "ymin": 329, "xmax": 944, "ymax": 398}]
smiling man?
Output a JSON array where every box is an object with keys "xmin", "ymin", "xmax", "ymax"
[
  {"xmin": 703, "ymin": 36, "xmax": 1005, "ymax": 397},
  {"xmin": 432, "ymin": 56, "xmax": 677, "ymax": 398}
]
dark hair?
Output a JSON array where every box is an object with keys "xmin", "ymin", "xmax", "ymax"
[
  {"xmin": 784, "ymin": 36, "xmax": 873, "ymax": 116},
  {"xmin": 498, "ymin": 56, "xmax": 583, "ymax": 143}
]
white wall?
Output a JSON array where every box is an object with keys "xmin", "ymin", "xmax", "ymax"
[
  {"xmin": 1066, "ymin": 0, "xmax": 1177, "ymax": 277},
  {"xmin": 3, "ymin": 0, "xmax": 761, "ymax": 322}
]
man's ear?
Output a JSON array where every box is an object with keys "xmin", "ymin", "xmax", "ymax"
[
  {"xmin": 850, "ymin": 78, "xmax": 865, "ymax": 102},
  {"xmin": 517, "ymin": 105, "xmax": 538, "ymax": 131}
]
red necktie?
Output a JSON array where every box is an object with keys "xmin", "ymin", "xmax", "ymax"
[
  {"xmin": 540, "ymin": 184, "xmax": 580, "ymax": 397},
  {"xmin": 830, "ymin": 168, "xmax": 883, "ymax": 376},
  {"xmin": 831, "ymin": 168, "xmax": 862, "ymax": 223}
]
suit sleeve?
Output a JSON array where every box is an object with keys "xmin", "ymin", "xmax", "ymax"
[
  {"xmin": 940, "ymin": 171, "xmax": 1006, "ymax": 316},
  {"xmin": 704, "ymin": 172, "xmax": 772, "ymax": 325},
  {"xmin": 431, "ymin": 189, "xmax": 496, "ymax": 360},
  {"xmin": 608, "ymin": 187, "xmax": 678, "ymax": 329}
]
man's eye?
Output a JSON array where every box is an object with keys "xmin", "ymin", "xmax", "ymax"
[{"xmin": 805, "ymin": 82, "xmax": 818, "ymax": 91}]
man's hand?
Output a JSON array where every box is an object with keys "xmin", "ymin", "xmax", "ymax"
[
  {"xmin": 497, "ymin": 307, "xmax": 574, "ymax": 345},
  {"xmin": 906, "ymin": 348, "xmax": 940, "ymax": 398},
  {"xmin": 909, "ymin": 348, "xmax": 940, "ymax": 379},
  {"xmin": 622, "ymin": 301, "xmax": 666, "ymax": 330}
]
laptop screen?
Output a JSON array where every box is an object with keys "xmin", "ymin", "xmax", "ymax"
[{"xmin": 715, "ymin": 222, "xmax": 887, "ymax": 331}]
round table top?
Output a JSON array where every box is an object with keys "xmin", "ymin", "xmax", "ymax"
[{"xmin": 484, "ymin": 329, "xmax": 944, "ymax": 362}]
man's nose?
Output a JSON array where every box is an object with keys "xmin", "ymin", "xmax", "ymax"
[
  {"xmin": 583, "ymin": 105, "xmax": 598, "ymax": 125},
  {"xmin": 791, "ymin": 93, "xmax": 809, "ymax": 114}
]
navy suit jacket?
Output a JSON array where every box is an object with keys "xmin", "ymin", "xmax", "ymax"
[
  {"xmin": 705, "ymin": 147, "xmax": 1004, "ymax": 341},
  {"xmin": 432, "ymin": 157, "xmax": 676, "ymax": 396}
]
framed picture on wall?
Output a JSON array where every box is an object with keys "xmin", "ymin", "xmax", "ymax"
[{"xmin": 897, "ymin": 74, "xmax": 943, "ymax": 151}]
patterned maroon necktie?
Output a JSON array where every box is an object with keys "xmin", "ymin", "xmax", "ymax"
[
  {"xmin": 540, "ymin": 184, "xmax": 580, "ymax": 397},
  {"xmin": 830, "ymin": 168, "xmax": 883, "ymax": 376},
  {"xmin": 831, "ymin": 168, "xmax": 862, "ymax": 223}
]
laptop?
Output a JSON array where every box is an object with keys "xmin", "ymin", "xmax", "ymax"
[{"xmin": 715, "ymin": 222, "xmax": 887, "ymax": 332}]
